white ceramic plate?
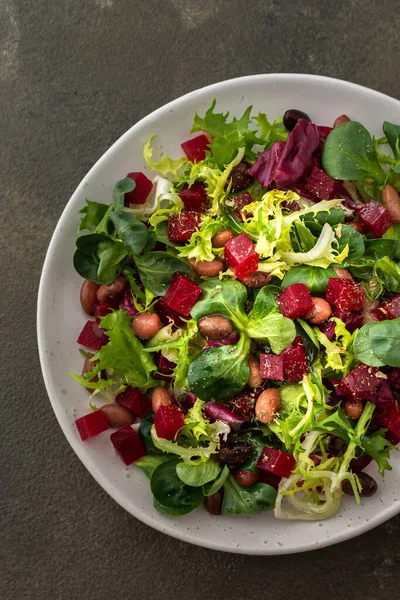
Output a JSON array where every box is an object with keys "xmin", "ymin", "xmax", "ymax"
[{"xmin": 38, "ymin": 74, "xmax": 400, "ymax": 555}]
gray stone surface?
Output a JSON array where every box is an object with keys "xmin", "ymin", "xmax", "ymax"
[{"xmin": 2, "ymin": 0, "xmax": 400, "ymax": 598}]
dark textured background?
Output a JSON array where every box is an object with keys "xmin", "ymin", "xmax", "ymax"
[{"xmin": 2, "ymin": 1, "xmax": 400, "ymax": 598}]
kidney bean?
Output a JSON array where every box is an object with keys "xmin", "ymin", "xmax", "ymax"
[
  {"xmin": 131, "ymin": 312, "xmax": 161, "ymax": 339},
  {"xmin": 101, "ymin": 403, "xmax": 135, "ymax": 427},
  {"xmin": 189, "ymin": 258, "xmax": 224, "ymax": 277},
  {"xmin": 198, "ymin": 315, "xmax": 233, "ymax": 340},
  {"xmin": 218, "ymin": 443, "xmax": 252, "ymax": 467},
  {"xmin": 362, "ymin": 296, "xmax": 379, "ymax": 326},
  {"xmin": 80, "ymin": 280, "xmax": 100, "ymax": 315},
  {"xmin": 283, "ymin": 109, "xmax": 311, "ymax": 131},
  {"xmin": 229, "ymin": 160, "xmax": 253, "ymax": 193},
  {"xmin": 342, "ymin": 472, "xmax": 378, "ymax": 497},
  {"xmin": 333, "ymin": 266, "xmax": 353, "ymax": 280},
  {"xmin": 97, "ymin": 275, "xmax": 126, "ymax": 303},
  {"xmin": 203, "ymin": 490, "xmax": 223, "ymax": 515},
  {"xmin": 344, "ymin": 398, "xmax": 363, "ymax": 420},
  {"xmin": 255, "ymin": 388, "xmax": 281, "ymax": 424},
  {"xmin": 234, "ymin": 469, "xmax": 258, "ymax": 487},
  {"xmin": 382, "ymin": 184, "xmax": 400, "ymax": 223},
  {"xmin": 333, "ymin": 114, "xmax": 350, "ymax": 128},
  {"xmin": 248, "ymin": 355, "xmax": 263, "ymax": 388},
  {"xmin": 305, "ymin": 297, "xmax": 332, "ymax": 325},
  {"xmin": 212, "ymin": 230, "xmax": 235, "ymax": 248},
  {"xmin": 241, "ymin": 271, "xmax": 272, "ymax": 289},
  {"xmin": 152, "ymin": 387, "xmax": 172, "ymax": 413}
]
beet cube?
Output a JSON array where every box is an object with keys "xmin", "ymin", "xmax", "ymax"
[
  {"xmin": 325, "ymin": 278, "xmax": 364, "ymax": 312},
  {"xmin": 339, "ymin": 364, "xmax": 386, "ymax": 401},
  {"xmin": 163, "ymin": 273, "xmax": 202, "ymax": 318},
  {"xmin": 156, "ymin": 298, "xmax": 185, "ymax": 327},
  {"xmin": 77, "ymin": 320, "xmax": 109, "ymax": 350},
  {"xmin": 232, "ymin": 191, "xmax": 254, "ymax": 221},
  {"xmin": 93, "ymin": 301, "xmax": 114, "ymax": 318},
  {"xmin": 343, "ymin": 312, "xmax": 363, "ymax": 333},
  {"xmin": 372, "ymin": 295, "xmax": 400, "ymax": 321},
  {"xmin": 256, "ymin": 470, "xmax": 282, "ymax": 490},
  {"xmin": 389, "ymin": 368, "xmax": 400, "ymax": 392},
  {"xmin": 154, "ymin": 353, "xmax": 176, "ymax": 381},
  {"xmin": 178, "ymin": 182, "xmax": 208, "ymax": 212},
  {"xmin": 260, "ymin": 354, "xmax": 285, "ymax": 381},
  {"xmin": 317, "ymin": 126, "xmax": 333, "ymax": 141},
  {"xmin": 358, "ymin": 200, "xmax": 392, "ymax": 237},
  {"xmin": 277, "ymin": 283, "xmax": 314, "ymax": 319},
  {"xmin": 75, "ymin": 410, "xmax": 110, "ymax": 441},
  {"xmin": 124, "ymin": 172, "xmax": 153, "ymax": 205},
  {"xmin": 281, "ymin": 336, "xmax": 309, "ymax": 381},
  {"xmin": 256, "ymin": 446, "xmax": 296, "ymax": 479},
  {"xmin": 379, "ymin": 405, "xmax": 400, "ymax": 439},
  {"xmin": 304, "ymin": 166, "xmax": 341, "ymax": 200},
  {"xmin": 168, "ymin": 211, "xmax": 201, "ymax": 243},
  {"xmin": 110, "ymin": 425, "xmax": 146, "ymax": 465},
  {"xmin": 153, "ymin": 405, "xmax": 185, "ymax": 440},
  {"xmin": 224, "ymin": 233, "xmax": 259, "ymax": 280},
  {"xmin": 181, "ymin": 134, "xmax": 210, "ymax": 162},
  {"xmin": 116, "ymin": 387, "xmax": 151, "ymax": 418}
]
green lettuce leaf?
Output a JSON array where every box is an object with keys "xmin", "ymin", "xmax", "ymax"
[
  {"xmin": 78, "ymin": 200, "xmax": 109, "ymax": 232},
  {"xmin": 144, "ymin": 135, "xmax": 187, "ymax": 178}
]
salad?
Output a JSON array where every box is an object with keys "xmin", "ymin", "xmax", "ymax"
[{"xmin": 71, "ymin": 101, "xmax": 400, "ymax": 520}]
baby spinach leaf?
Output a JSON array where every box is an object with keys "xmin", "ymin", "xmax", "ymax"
[
  {"xmin": 139, "ymin": 413, "xmax": 162, "ymax": 455},
  {"xmin": 364, "ymin": 239, "xmax": 400, "ymax": 260},
  {"xmin": 112, "ymin": 177, "xmax": 135, "ymax": 210},
  {"xmin": 176, "ymin": 459, "xmax": 221, "ymax": 487},
  {"xmin": 249, "ymin": 285, "xmax": 281, "ymax": 318},
  {"xmin": 78, "ymin": 200, "xmax": 109, "ymax": 232},
  {"xmin": 110, "ymin": 211, "xmax": 148, "ymax": 255},
  {"xmin": 73, "ymin": 249, "xmax": 100, "ymax": 282},
  {"xmin": 74, "ymin": 233, "xmax": 125, "ymax": 284},
  {"xmin": 150, "ymin": 458, "xmax": 204, "ymax": 515},
  {"xmin": 369, "ymin": 318, "xmax": 400, "ymax": 367},
  {"xmin": 296, "ymin": 320, "xmax": 319, "ymax": 364},
  {"xmin": 322, "ymin": 121, "xmax": 387, "ymax": 183},
  {"xmin": 134, "ymin": 251, "xmax": 192, "ymax": 296},
  {"xmin": 246, "ymin": 314, "xmax": 296, "ymax": 355},
  {"xmin": 281, "ymin": 265, "xmax": 337, "ymax": 293},
  {"xmin": 374, "ymin": 256, "xmax": 400, "ymax": 293},
  {"xmin": 190, "ymin": 279, "xmax": 247, "ymax": 329},
  {"xmin": 203, "ymin": 465, "xmax": 229, "ymax": 496},
  {"xmin": 94, "ymin": 204, "xmax": 115, "ymax": 235},
  {"xmin": 135, "ymin": 455, "xmax": 173, "ymax": 479},
  {"xmin": 240, "ymin": 435, "xmax": 266, "ymax": 473},
  {"xmin": 188, "ymin": 335, "xmax": 250, "ymax": 401},
  {"xmin": 311, "ymin": 207, "xmax": 345, "ymax": 226},
  {"xmin": 293, "ymin": 221, "xmax": 316, "ymax": 252},
  {"xmin": 97, "ymin": 239, "xmax": 128, "ymax": 282},
  {"xmin": 333, "ymin": 223, "xmax": 365, "ymax": 266},
  {"xmin": 383, "ymin": 121, "xmax": 400, "ymax": 160},
  {"xmin": 353, "ymin": 323, "xmax": 385, "ymax": 367},
  {"xmin": 221, "ymin": 473, "xmax": 276, "ymax": 515},
  {"xmin": 153, "ymin": 498, "xmax": 194, "ymax": 517}
]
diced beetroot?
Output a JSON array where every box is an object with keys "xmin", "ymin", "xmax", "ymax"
[
  {"xmin": 110, "ymin": 425, "xmax": 146, "ymax": 465},
  {"xmin": 372, "ymin": 296, "xmax": 400, "ymax": 321},
  {"xmin": 178, "ymin": 182, "xmax": 208, "ymax": 212},
  {"xmin": 379, "ymin": 405, "xmax": 400, "ymax": 439},
  {"xmin": 260, "ymin": 354, "xmax": 285, "ymax": 381},
  {"xmin": 339, "ymin": 364, "xmax": 386, "ymax": 401},
  {"xmin": 325, "ymin": 278, "xmax": 364, "ymax": 312},
  {"xmin": 77, "ymin": 320, "xmax": 109, "ymax": 350},
  {"xmin": 277, "ymin": 283, "xmax": 314, "ymax": 319},
  {"xmin": 93, "ymin": 301, "xmax": 114, "ymax": 318},
  {"xmin": 224, "ymin": 233, "xmax": 259, "ymax": 280},
  {"xmin": 317, "ymin": 125, "xmax": 333, "ymax": 141},
  {"xmin": 256, "ymin": 446, "xmax": 296, "ymax": 479},
  {"xmin": 386, "ymin": 430, "xmax": 400, "ymax": 446},
  {"xmin": 281, "ymin": 336, "xmax": 309, "ymax": 381},
  {"xmin": 153, "ymin": 405, "xmax": 185, "ymax": 440},
  {"xmin": 156, "ymin": 298, "xmax": 185, "ymax": 327},
  {"xmin": 232, "ymin": 191, "xmax": 254, "ymax": 221},
  {"xmin": 162, "ymin": 273, "xmax": 202, "ymax": 318},
  {"xmin": 116, "ymin": 387, "xmax": 151, "ymax": 418},
  {"xmin": 181, "ymin": 134, "xmax": 210, "ymax": 162},
  {"xmin": 304, "ymin": 166, "xmax": 341, "ymax": 200},
  {"xmin": 389, "ymin": 368, "xmax": 400, "ymax": 392},
  {"xmin": 124, "ymin": 172, "xmax": 153, "ymax": 205},
  {"xmin": 256, "ymin": 469, "xmax": 282, "ymax": 490},
  {"xmin": 369, "ymin": 380, "xmax": 394, "ymax": 409},
  {"xmin": 358, "ymin": 200, "xmax": 392, "ymax": 237},
  {"xmin": 343, "ymin": 312, "xmax": 363, "ymax": 333},
  {"xmin": 75, "ymin": 410, "xmax": 110, "ymax": 441},
  {"xmin": 203, "ymin": 402, "xmax": 245, "ymax": 430},
  {"xmin": 168, "ymin": 211, "xmax": 201, "ymax": 243}
]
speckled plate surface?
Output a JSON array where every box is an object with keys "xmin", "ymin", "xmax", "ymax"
[{"xmin": 37, "ymin": 74, "xmax": 400, "ymax": 555}]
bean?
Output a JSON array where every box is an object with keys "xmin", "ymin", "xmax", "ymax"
[
  {"xmin": 241, "ymin": 271, "xmax": 272, "ymax": 289},
  {"xmin": 203, "ymin": 490, "xmax": 223, "ymax": 515},
  {"xmin": 189, "ymin": 258, "xmax": 224, "ymax": 277},
  {"xmin": 101, "ymin": 403, "xmax": 135, "ymax": 427},
  {"xmin": 234, "ymin": 469, "xmax": 258, "ymax": 487},
  {"xmin": 97, "ymin": 275, "xmax": 126, "ymax": 303},
  {"xmin": 248, "ymin": 355, "xmax": 263, "ymax": 388},
  {"xmin": 283, "ymin": 109, "xmax": 311, "ymax": 131},
  {"xmin": 198, "ymin": 315, "xmax": 233, "ymax": 340},
  {"xmin": 305, "ymin": 297, "xmax": 332, "ymax": 325},
  {"xmin": 342, "ymin": 472, "xmax": 378, "ymax": 497},
  {"xmin": 333, "ymin": 266, "xmax": 353, "ymax": 280},
  {"xmin": 255, "ymin": 388, "xmax": 281, "ymax": 424},
  {"xmin": 212, "ymin": 230, "xmax": 235, "ymax": 248},
  {"xmin": 333, "ymin": 114, "xmax": 350, "ymax": 128},
  {"xmin": 344, "ymin": 398, "xmax": 363, "ymax": 420},
  {"xmin": 362, "ymin": 296, "xmax": 379, "ymax": 326},
  {"xmin": 80, "ymin": 280, "xmax": 100, "ymax": 315},
  {"xmin": 218, "ymin": 443, "xmax": 252, "ymax": 467},
  {"xmin": 229, "ymin": 160, "xmax": 252, "ymax": 193},
  {"xmin": 152, "ymin": 387, "xmax": 172, "ymax": 413},
  {"xmin": 382, "ymin": 184, "xmax": 400, "ymax": 223},
  {"xmin": 131, "ymin": 313, "xmax": 161, "ymax": 339}
]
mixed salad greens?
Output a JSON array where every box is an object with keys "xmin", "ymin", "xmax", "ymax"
[{"xmin": 72, "ymin": 101, "xmax": 400, "ymax": 520}]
